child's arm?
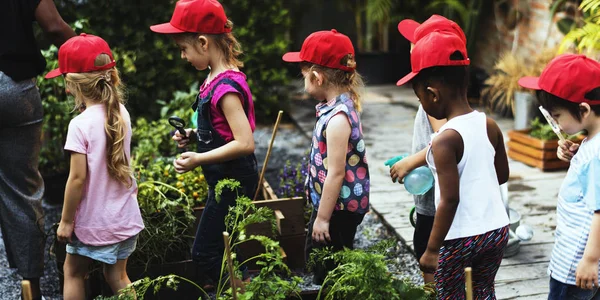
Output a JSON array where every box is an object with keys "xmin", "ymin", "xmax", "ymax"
[
  {"xmin": 419, "ymin": 130, "xmax": 462, "ymax": 274},
  {"xmin": 57, "ymin": 153, "xmax": 87, "ymax": 243},
  {"xmin": 487, "ymin": 118, "xmax": 509, "ymax": 185},
  {"xmin": 174, "ymin": 93, "xmax": 254, "ymax": 173},
  {"xmin": 390, "ymin": 115, "xmax": 445, "ymax": 183},
  {"xmin": 576, "ymin": 212, "xmax": 600, "ymax": 289},
  {"xmin": 312, "ymin": 113, "xmax": 351, "ymax": 243}
]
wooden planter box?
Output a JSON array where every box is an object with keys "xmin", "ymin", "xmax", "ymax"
[
  {"xmin": 507, "ymin": 129, "xmax": 583, "ymax": 171},
  {"xmin": 193, "ymin": 180, "xmax": 307, "ymax": 270}
]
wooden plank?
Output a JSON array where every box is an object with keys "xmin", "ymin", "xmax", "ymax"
[
  {"xmin": 508, "ymin": 148, "xmax": 569, "ymax": 171},
  {"xmin": 496, "ymin": 276, "xmax": 549, "ymax": 299},
  {"xmin": 507, "ymin": 141, "xmax": 557, "ymax": 160},
  {"xmin": 501, "ymin": 242, "xmax": 553, "ymax": 267},
  {"xmin": 495, "ymin": 262, "xmax": 548, "ymax": 282},
  {"xmin": 508, "ymin": 129, "xmax": 556, "ymax": 150}
]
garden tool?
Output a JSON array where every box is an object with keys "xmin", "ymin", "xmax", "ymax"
[
  {"xmin": 253, "ymin": 110, "xmax": 283, "ymax": 201},
  {"xmin": 168, "ymin": 115, "xmax": 188, "ymax": 139}
]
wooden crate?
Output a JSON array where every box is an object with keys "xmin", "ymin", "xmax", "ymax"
[
  {"xmin": 507, "ymin": 129, "xmax": 583, "ymax": 171},
  {"xmin": 193, "ymin": 180, "xmax": 307, "ymax": 269}
]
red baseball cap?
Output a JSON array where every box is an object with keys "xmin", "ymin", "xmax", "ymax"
[
  {"xmin": 396, "ymin": 30, "xmax": 470, "ymax": 86},
  {"xmin": 398, "ymin": 14, "xmax": 466, "ymax": 44},
  {"xmin": 282, "ymin": 29, "xmax": 355, "ymax": 72},
  {"xmin": 45, "ymin": 33, "xmax": 116, "ymax": 79},
  {"xmin": 519, "ymin": 54, "xmax": 600, "ymax": 105},
  {"xmin": 150, "ymin": 0, "xmax": 231, "ymax": 34}
]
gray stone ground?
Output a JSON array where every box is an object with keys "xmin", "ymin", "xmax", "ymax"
[{"xmin": 0, "ymin": 200, "xmax": 62, "ymax": 300}]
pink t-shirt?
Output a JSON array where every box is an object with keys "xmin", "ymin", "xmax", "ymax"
[
  {"xmin": 64, "ymin": 104, "xmax": 144, "ymax": 246},
  {"xmin": 199, "ymin": 70, "xmax": 255, "ymax": 142}
]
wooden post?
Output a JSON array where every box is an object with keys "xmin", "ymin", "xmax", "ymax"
[
  {"xmin": 21, "ymin": 280, "xmax": 32, "ymax": 300},
  {"xmin": 465, "ymin": 267, "xmax": 473, "ymax": 300},
  {"xmin": 223, "ymin": 232, "xmax": 237, "ymax": 300},
  {"xmin": 253, "ymin": 110, "xmax": 283, "ymax": 201}
]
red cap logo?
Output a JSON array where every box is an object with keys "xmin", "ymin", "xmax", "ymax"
[
  {"xmin": 282, "ymin": 29, "xmax": 355, "ymax": 72},
  {"xmin": 150, "ymin": 0, "xmax": 231, "ymax": 34},
  {"xmin": 396, "ymin": 30, "xmax": 470, "ymax": 86},
  {"xmin": 45, "ymin": 33, "xmax": 116, "ymax": 79},
  {"xmin": 398, "ymin": 15, "xmax": 466, "ymax": 45},
  {"xmin": 519, "ymin": 54, "xmax": 600, "ymax": 105}
]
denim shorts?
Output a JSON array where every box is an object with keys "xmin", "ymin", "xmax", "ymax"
[{"xmin": 66, "ymin": 234, "xmax": 138, "ymax": 265}]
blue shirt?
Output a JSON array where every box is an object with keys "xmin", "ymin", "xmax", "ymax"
[
  {"xmin": 549, "ymin": 134, "xmax": 600, "ymax": 284},
  {"xmin": 307, "ymin": 93, "xmax": 370, "ymax": 214}
]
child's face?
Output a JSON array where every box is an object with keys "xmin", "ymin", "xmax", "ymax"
[
  {"xmin": 550, "ymin": 107, "xmax": 584, "ymax": 135},
  {"xmin": 301, "ymin": 67, "xmax": 327, "ymax": 101},
  {"xmin": 175, "ymin": 39, "xmax": 209, "ymax": 71}
]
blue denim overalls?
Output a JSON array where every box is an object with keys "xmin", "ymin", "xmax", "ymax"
[{"xmin": 191, "ymin": 77, "xmax": 258, "ymax": 284}]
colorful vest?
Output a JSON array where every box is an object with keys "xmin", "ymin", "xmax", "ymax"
[{"xmin": 307, "ymin": 93, "xmax": 370, "ymax": 214}]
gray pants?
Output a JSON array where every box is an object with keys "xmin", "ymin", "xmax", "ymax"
[{"xmin": 0, "ymin": 71, "xmax": 45, "ymax": 278}]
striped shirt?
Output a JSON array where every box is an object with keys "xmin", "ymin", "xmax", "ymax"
[{"xmin": 548, "ymin": 134, "xmax": 600, "ymax": 284}]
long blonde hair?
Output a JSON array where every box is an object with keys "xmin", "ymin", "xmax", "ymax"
[
  {"xmin": 302, "ymin": 54, "xmax": 365, "ymax": 112},
  {"xmin": 65, "ymin": 54, "xmax": 132, "ymax": 187}
]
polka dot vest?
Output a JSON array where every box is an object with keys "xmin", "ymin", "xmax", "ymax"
[{"xmin": 307, "ymin": 93, "xmax": 370, "ymax": 214}]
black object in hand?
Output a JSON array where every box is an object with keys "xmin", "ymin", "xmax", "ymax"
[{"xmin": 168, "ymin": 116, "xmax": 187, "ymax": 138}]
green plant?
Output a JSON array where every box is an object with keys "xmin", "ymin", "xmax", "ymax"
[
  {"xmin": 559, "ymin": 0, "xmax": 600, "ymax": 56},
  {"xmin": 309, "ymin": 241, "xmax": 435, "ymax": 300},
  {"xmin": 482, "ymin": 48, "xmax": 557, "ymax": 117},
  {"xmin": 102, "ymin": 179, "xmax": 303, "ymax": 300},
  {"xmin": 425, "ymin": 0, "xmax": 484, "ymax": 57},
  {"xmin": 50, "ymin": 1, "xmax": 294, "ymax": 121}
]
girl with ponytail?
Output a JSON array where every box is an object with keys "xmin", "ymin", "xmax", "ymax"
[
  {"xmin": 46, "ymin": 34, "xmax": 143, "ymax": 299},
  {"xmin": 282, "ymin": 29, "xmax": 370, "ymax": 284}
]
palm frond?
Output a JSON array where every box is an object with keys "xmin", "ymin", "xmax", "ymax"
[
  {"xmin": 425, "ymin": 0, "xmax": 469, "ymax": 26},
  {"xmin": 366, "ymin": 0, "xmax": 393, "ymax": 23}
]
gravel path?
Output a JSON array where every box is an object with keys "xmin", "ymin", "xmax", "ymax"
[{"xmin": 0, "ymin": 200, "xmax": 62, "ymax": 300}]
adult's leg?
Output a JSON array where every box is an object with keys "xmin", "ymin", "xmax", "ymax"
[{"xmin": 0, "ymin": 74, "xmax": 45, "ymax": 299}]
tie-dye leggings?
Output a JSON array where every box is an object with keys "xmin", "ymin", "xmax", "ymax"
[{"xmin": 434, "ymin": 226, "xmax": 509, "ymax": 300}]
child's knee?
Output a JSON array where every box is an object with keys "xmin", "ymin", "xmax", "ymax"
[{"xmin": 63, "ymin": 261, "xmax": 87, "ymax": 279}]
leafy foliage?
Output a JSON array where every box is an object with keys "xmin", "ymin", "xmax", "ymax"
[
  {"xmin": 50, "ymin": 0, "xmax": 293, "ymax": 120},
  {"xmin": 309, "ymin": 241, "xmax": 436, "ymax": 300},
  {"xmin": 277, "ymin": 158, "xmax": 308, "ymax": 198},
  {"xmin": 482, "ymin": 48, "xmax": 557, "ymax": 117},
  {"xmin": 559, "ymin": 0, "xmax": 600, "ymax": 57}
]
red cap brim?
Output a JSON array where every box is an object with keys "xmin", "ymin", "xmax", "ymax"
[
  {"xmin": 150, "ymin": 22, "xmax": 186, "ymax": 34},
  {"xmin": 398, "ymin": 20, "xmax": 420, "ymax": 44},
  {"xmin": 518, "ymin": 76, "xmax": 541, "ymax": 90},
  {"xmin": 282, "ymin": 52, "xmax": 302, "ymax": 63},
  {"xmin": 45, "ymin": 68, "xmax": 62, "ymax": 79},
  {"xmin": 396, "ymin": 72, "xmax": 418, "ymax": 86}
]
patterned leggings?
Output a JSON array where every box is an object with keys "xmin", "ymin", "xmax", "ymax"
[{"xmin": 435, "ymin": 226, "xmax": 509, "ymax": 300}]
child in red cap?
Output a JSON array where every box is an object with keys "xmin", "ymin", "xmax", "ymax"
[
  {"xmin": 282, "ymin": 29, "xmax": 370, "ymax": 284},
  {"xmin": 150, "ymin": 0, "xmax": 257, "ymax": 289},
  {"xmin": 519, "ymin": 54, "xmax": 600, "ymax": 299},
  {"xmin": 398, "ymin": 30, "xmax": 510, "ymax": 298},
  {"xmin": 46, "ymin": 33, "xmax": 144, "ymax": 298},
  {"xmin": 391, "ymin": 15, "xmax": 466, "ymax": 284}
]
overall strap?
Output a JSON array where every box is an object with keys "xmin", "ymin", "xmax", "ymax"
[{"xmin": 191, "ymin": 77, "xmax": 249, "ymax": 115}]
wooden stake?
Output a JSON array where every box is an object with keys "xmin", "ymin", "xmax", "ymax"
[
  {"xmin": 253, "ymin": 110, "xmax": 284, "ymax": 201},
  {"xmin": 465, "ymin": 267, "xmax": 473, "ymax": 300},
  {"xmin": 21, "ymin": 280, "xmax": 32, "ymax": 300},
  {"xmin": 223, "ymin": 232, "xmax": 237, "ymax": 300}
]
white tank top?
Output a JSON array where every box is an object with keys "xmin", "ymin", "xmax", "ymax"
[{"xmin": 426, "ymin": 111, "xmax": 509, "ymax": 240}]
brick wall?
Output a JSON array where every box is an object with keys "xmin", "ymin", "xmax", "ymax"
[{"xmin": 472, "ymin": 0, "xmax": 565, "ymax": 73}]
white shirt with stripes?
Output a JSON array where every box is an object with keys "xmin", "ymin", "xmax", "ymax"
[{"xmin": 549, "ymin": 133, "xmax": 600, "ymax": 285}]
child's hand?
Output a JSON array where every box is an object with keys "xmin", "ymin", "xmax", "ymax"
[
  {"xmin": 312, "ymin": 217, "xmax": 331, "ymax": 243},
  {"xmin": 419, "ymin": 249, "xmax": 439, "ymax": 275},
  {"xmin": 174, "ymin": 152, "xmax": 200, "ymax": 173},
  {"xmin": 576, "ymin": 256, "xmax": 599, "ymax": 289},
  {"xmin": 173, "ymin": 128, "xmax": 194, "ymax": 148},
  {"xmin": 557, "ymin": 139, "xmax": 579, "ymax": 162},
  {"xmin": 390, "ymin": 160, "xmax": 413, "ymax": 184},
  {"xmin": 57, "ymin": 220, "xmax": 74, "ymax": 243}
]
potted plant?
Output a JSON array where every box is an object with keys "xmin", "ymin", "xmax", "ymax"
[
  {"xmin": 507, "ymin": 117, "xmax": 585, "ymax": 171},
  {"xmin": 482, "ymin": 48, "xmax": 556, "ymax": 128}
]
